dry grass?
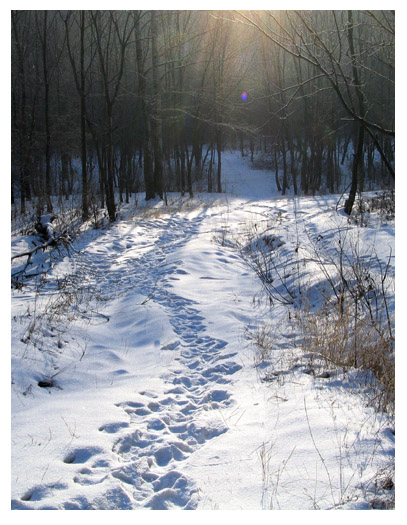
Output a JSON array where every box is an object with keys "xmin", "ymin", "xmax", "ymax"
[
  {"xmin": 244, "ymin": 323, "xmax": 277, "ymax": 365},
  {"xmin": 298, "ymin": 301, "xmax": 394, "ymax": 415}
]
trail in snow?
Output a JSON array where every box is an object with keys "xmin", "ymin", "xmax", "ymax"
[
  {"xmin": 12, "ymin": 208, "xmax": 245, "ymax": 509},
  {"xmin": 92, "ymin": 212, "xmax": 242, "ymax": 509}
]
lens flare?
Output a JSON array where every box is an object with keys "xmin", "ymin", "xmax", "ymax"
[{"xmin": 241, "ymin": 91, "xmax": 247, "ymax": 101}]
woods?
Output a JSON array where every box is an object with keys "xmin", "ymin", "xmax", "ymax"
[
  {"xmin": 11, "ymin": 10, "xmax": 395, "ymax": 220},
  {"xmin": 11, "ymin": 10, "xmax": 396, "ymax": 510}
]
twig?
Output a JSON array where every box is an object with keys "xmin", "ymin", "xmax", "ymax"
[
  {"xmin": 141, "ymin": 276, "xmax": 160, "ymax": 305},
  {"xmin": 304, "ymin": 397, "xmax": 336, "ymax": 507}
]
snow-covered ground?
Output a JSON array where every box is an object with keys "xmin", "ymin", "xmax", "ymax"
[{"xmin": 10, "ymin": 152, "xmax": 395, "ymax": 514}]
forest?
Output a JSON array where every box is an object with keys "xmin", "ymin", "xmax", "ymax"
[
  {"xmin": 11, "ymin": 10, "xmax": 396, "ymax": 510},
  {"xmin": 11, "ymin": 10, "xmax": 395, "ymax": 221}
]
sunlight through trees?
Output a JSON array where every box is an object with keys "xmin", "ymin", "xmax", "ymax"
[{"xmin": 11, "ymin": 10, "xmax": 394, "ymax": 219}]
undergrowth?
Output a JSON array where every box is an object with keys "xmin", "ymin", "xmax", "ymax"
[
  {"xmin": 215, "ymin": 192, "xmax": 395, "ymax": 508},
  {"xmin": 218, "ymin": 198, "xmax": 395, "ymax": 416},
  {"xmin": 11, "ymin": 199, "xmax": 110, "ymax": 386},
  {"xmin": 298, "ymin": 301, "xmax": 394, "ymax": 415}
]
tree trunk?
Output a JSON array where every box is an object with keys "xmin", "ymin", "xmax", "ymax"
[
  {"xmin": 208, "ymin": 145, "xmax": 214, "ymax": 193},
  {"xmin": 345, "ymin": 124, "xmax": 365, "ymax": 215},
  {"xmin": 286, "ymin": 131, "xmax": 298, "ymax": 195},
  {"xmin": 327, "ymin": 143, "xmax": 335, "ymax": 194},
  {"xmin": 151, "ymin": 11, "xmax": 164, "ymax": 199},
  {"xmin": 61, "ymin": 152, "xmax": 69, "ymax": 199},
  {"xmin": 281, "ymin": 140, "xmax": 288, "ymax": 195},
  {"xmin": 105, "ymin": 112, "xmax": 116, "ymax": 222},
  {"xmin": 64, "ymin": 11, "xmax": 89, "ymax": 219},
  {"xmin": 41, "ymin": 12, "xmax": 53, "ymax": 213},
  {"xmin": 179, "ymin": 145, "xmax": 186, "ymax": 196},
  {"xmin": 345, "ymin": 11, "xmax": 366, "ymax": 216},
  {"xmin": 300, "ymin": 146, "xmax": 308, "ymax": 194},
  {"xmin": 79, "ymin": 11, "xmax": 88, "ymax": 220},
  {"xmin": 185, "ymin": 144, "xmax": 194, "ymax": 197},
  {"xmin": 135, "ymin": 13, "xmax": 155, "ymax": 200},
  {"xmin": 274, "ymin": 149, "xmax": 281, "ymax": 192},
  {"xmin": 216, "ymin": 128, "xmax": 222, "ymax": 193},
  {"xmin": 12, "ymin": 12, "xmax": 29, "ymax": 214}
]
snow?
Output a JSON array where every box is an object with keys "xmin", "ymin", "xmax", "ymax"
[{"xmin": 10, "ymin": 151, "xmax": 396, "ymax": 518}]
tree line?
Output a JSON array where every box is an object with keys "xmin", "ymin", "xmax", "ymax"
[{"xmin": 11, "ymin": 10, "xmax": 395, "ymax": 221}]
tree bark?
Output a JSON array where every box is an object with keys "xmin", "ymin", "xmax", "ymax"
[
  {"xmin": 64, "ymin": 11, "xmax": 89, "ymax": 219},
  {"xmin": 135, "ymin": 12, "xmax": 155, "ymax": 200},
  {"xmin": 40, "ymin": 12, "xmax": 53, "ymax": 213},
  {"xmin": 151, "ymin": 11, "xmax": 164, "ymax": 199},
  {"xmin": 79, "ymin": 11, "xmax": 88, "ymax": 219},
  {"xmin": 12, "ymin": 12, "xmax": 30, "ymax": 214},
  {"xmin": 345, "ymin": 11, "xmax": 365, "ymax": 216},
  {"xmin": 216, "ymin": 129, "xmax": 222, "ymax": 193}
]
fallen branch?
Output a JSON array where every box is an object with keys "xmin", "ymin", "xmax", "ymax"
[{"xmin": 11, "ymin": 215, "xmax": 77, "ymax": 286}]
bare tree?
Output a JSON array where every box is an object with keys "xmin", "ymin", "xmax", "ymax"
[
  {"xmin": 150, "ymin": 11, "xmax": 164, "ymax": 199},
  {"xmin": 90, "ymin": 10, "xmax": 132, "ymax": 221},
  {"xmin": 236, "ymin": 10, "xmax": 394, "ymax": 211},
  {"xmin": 12, "ymin": 11, "xmax": 34, "ymax": 214},
  {"xmin": 63, "ymin": 11, "xmax": 93, "ymax": 220},
  {"xmin": 134, "ymin": 11, "xmax": 155, "ymax": 200},
  {"xmin": 11, "ymin": 10, "xmax": 394, "ymax": 216}
]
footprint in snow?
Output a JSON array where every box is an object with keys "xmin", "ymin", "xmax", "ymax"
[
  {"xmin": 63, "ymin": 446, "xmax": 104, "ymax": 465},
  {"xmin": 16, "ymin": 482, "xmax": 69, "ymax": 505},
  {"xmin": 99, "ymin": 421, "xmax": 130, "ymax": 433},
  {"xmin": 20, "ymin": 212, "xmax": 242, "ymax": 510}
]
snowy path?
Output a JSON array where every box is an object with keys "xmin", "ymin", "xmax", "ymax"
[
  {"xmin": 11, "ymin": 152, "xmax": 395, "ymax": 511},
  {"xmin": 84, "ymin": 212, "xmax": 243, "ymax": 509},
  {"xmin": 11, "ymin": 204, "xmax": 252, "ymax": 509}
]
